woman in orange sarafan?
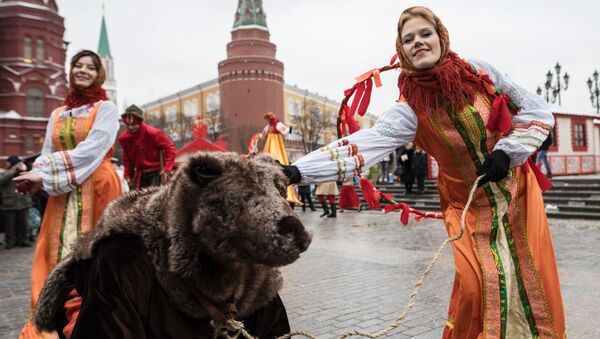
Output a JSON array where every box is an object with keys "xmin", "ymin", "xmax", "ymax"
[
  {"xmin": 15, "ymin": 50, "xmax": 122, "ymax": 339},
  {"xmin": 285, "ymin": 6, "xmax": 565, "ymax": 338}
]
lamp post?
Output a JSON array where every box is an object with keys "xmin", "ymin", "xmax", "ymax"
[
  {"xmin": 587, "ymin": 70, "xmax": 600, "ymax": 114},
  {"xmin": 536, "ymin": 62, "xmax": 569, "ymax": 105}
]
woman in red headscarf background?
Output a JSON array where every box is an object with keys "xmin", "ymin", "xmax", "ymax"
[
  {"xmin": 284, "ymin": 6, "xmax": 564, "ymax": 338},
  {"xmin": 14, "ymin": 50, "xmax": 122, "ymax": 339},
  {"xmin": 261, "ymin": 112, "xmax": 301, "ymax": 205}
]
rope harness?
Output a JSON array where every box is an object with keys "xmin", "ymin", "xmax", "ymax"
[{"xmin": 210, "ymin": 176, "xmax": 484, "ymax": 339}]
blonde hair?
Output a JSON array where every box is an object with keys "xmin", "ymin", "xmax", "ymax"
[{"xmin": 395, "ymin": 6, "xmax": 450, "ymax": 72}]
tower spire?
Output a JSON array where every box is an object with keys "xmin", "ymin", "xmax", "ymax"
[
  {"xmin": 97, "ymin": 12, "xmax": 112, "ymax": 57},
  {"xmin": 233, "ymin": 0, "xmax": 267, "ymax": 30},
  {"xmin": 96, "ymin": 9, "xmax": 117, "ymax": 105}
]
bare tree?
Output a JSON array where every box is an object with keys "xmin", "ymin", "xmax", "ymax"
[
  {"xmin": 292, "ymin": 97, "xmax": 333, "ymax": 154},
  {"xmin": 203, "ymin": 108, "xmax": 228, "ymax": 143},
  {"xmin": 236, "ymin": 123, "xmax": 261, "ymax": 153}
]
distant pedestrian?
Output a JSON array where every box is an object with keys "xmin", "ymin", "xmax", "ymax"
[
  {"xmin": 297, "ymin": 184, "xmax": 316, "ymax": 212},
  {"xmin": 315, "ymin": 182, "xmax": 338, "ymax": 218},
  {"xmin": 378, "ymin": 154, "xmax": 391, "ymax": 184},
  {"xmin": 537, "ymin": 133, "xmax": 553, "ymax": 178},
  {"xmin": 399, "ymin": 142, "xmax": 415, "ymax": 194},
  {"xmin": 0, "ymin": 156, "xmax": 32, "ymax": 249},
  {"xmin": 338, "ymin": 179, "xmax": 362, "ymax": 211},
  {"xmin": 412, "ymin": 146, "xmax": 428, "ymax": 194}
]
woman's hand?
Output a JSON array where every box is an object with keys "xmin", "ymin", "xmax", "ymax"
[
  {"xmin": 13, "ymin": 171, "xmax": 43, "ymax": 194},
  {"xmin": 476, "ymin": 150, "xmax": 510, "ymax": 187},
  {"xmin": 281, "ymin": 165, "xmax": 301, "ymax": 185}
]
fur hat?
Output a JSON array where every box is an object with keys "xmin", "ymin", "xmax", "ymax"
[{"xmin": 122, "ymin": 105, "xmax": 144, "ymax": 120}]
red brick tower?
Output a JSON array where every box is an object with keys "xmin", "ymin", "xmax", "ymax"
[
  {"xmin": 218, "ymin": 0, "xmax": 284, "ymax": 152},
  {"xmin": 0, "ymin": 0, "xmax": 68, "ymax": 157}
]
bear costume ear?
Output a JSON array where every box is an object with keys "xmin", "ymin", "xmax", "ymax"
[{"xmin": 187, "ymin": 154, "xmax": 224, "ymax": 186}]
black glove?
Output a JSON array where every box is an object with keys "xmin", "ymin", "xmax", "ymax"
[
  {"xmin": 282, "ymin": 165, "xmax": 301, "ymax": 184},
  {"xmin": 476, "ymin": 150, "xmax": 510, "ymax": 187}
]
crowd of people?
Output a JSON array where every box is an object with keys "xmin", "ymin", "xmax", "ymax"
[{"xmin": 1, "ymin": 5, "xmax": 565, "ymax": 339}]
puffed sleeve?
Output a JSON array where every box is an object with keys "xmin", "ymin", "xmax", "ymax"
[
  {"xmin": 275, "ymin": 121, "xmax": 292, "ymax": 135},
  {"xmin": 293, "ymin": 103, "xmax": 417, "ymax": 184},
  {"xmin": 31, "ymin": 101, "xmax": 120, "ymax": 195},
  {"xmin": 470, "ymin": 59, "xmax": 554, "ymax": 167},
  {"xmin": 38, "ymin": 111, "xmax": 56, "ymax": 157}
]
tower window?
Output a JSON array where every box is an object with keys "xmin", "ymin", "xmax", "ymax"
[
  {"xmin": 26, "ymin": 88, "xmax": 45, "ymax": 117},
  {"xmin": 24, "ymin": 37, "xmax": 32, "ymax": 59},
  {"xmin": 36, "ymin": 39, "xmax": 44, "ymax": 60}
]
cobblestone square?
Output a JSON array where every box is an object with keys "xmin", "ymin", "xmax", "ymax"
[{"xmin": 1, "ymin": 211, "xmax": 598, "ymax": 338}]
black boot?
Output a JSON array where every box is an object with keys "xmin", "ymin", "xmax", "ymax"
[
  {"xmin": 319, "ymin": 202, "xmax": 330, "ymax": 217},
  {"xmin": 308, "ymin": 197, "xmax": 317, "ymax": 211},
  {"xmin": 327, "ymin": 203, "xmax": 337, "ymax": 218}
]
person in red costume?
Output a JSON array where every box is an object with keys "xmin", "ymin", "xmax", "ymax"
[{"xmin": 118, "ymin": 105, "xmax": 176, "ymax": 189}]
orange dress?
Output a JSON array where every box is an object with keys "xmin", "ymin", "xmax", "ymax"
[
  {"xmin": 293, "ymin": 59, "xmax": 565, "ymax": 338},
  {"xmin": 414, "ymin": 94, "xmax": 565, "ymax": 338},
  {"xmin": 20, "ymin": 102, "xmax": 122, "ymax": 339}
]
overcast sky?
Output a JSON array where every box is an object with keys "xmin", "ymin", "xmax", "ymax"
[{"xmin": 58, "ymin": 0, "xmax": 600, "ymax": 116}]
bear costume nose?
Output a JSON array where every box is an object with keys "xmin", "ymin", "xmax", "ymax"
[{"xmin": 276, "ymin": 216, "xmax": 311, "ymax": 252}]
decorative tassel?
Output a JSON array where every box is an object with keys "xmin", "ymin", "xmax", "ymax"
[
  {"xmin": 384, "ymin": 202, "xmax": 411, "ymax": 225},
  {"xmin": 384, "ymin": 201, "xmax": 444, "ymax": 225},
  {"xmin": 358, "ymin": 177, "xmax": 382, "ymax": 209},
  {"xmin": 487, "ymin": 93, "xmax": 513, "ymax": 135}
]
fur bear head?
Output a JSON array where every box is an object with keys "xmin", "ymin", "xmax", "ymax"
[{"xmin": 166, "ymin": 152, "xmax": 312, "ymax": 273}]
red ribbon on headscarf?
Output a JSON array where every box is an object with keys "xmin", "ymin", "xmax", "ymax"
[
  {"xmin": 486, "ymin": 93, "xmax": 513, "ymax": 135},
  {"xmin": 521, "ymin": 154, "xmax": 553, "ymax": 192}
]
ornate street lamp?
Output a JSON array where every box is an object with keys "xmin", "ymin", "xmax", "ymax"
[
  {"xmin": 588, "ymin": 70, "xmax": 600, "ymax": 114},
  {"xmin": 538, "ymin": 62, "xmax": 569, "ymax": 105}
]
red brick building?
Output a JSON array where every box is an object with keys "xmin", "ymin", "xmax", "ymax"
[{"xmin": 0, "ymin": 0, "xmax": 68, "ymax": 157}]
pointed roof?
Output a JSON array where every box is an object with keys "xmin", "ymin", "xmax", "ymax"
[
  {"xmin": 97, "ymin": 15, "xmax": 111, "ymax": 57},
  {"xmin": 232, "ymin": 0, "xmax": 267, "ymax": 30}
]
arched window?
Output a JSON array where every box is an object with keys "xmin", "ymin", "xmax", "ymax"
[
  {"xmin": 184, "ymin": 100, "xmax": 192, "ymax": 116},
  {"xmin": 206, "ymin": 93, "xmax": 216, "ymax": 112},
  {"xmin": 192, "ymin": 98, "xmax": 198, "ymax": 116},
  {"xmin": 165, "ymin": 106, "xmax": 178, "ymax": 123},
  {"xmin": 36, "ymin": 39, "xmax": 44, "ymax": 60},
  {"xmin": 24, "ymin": 37, "xmax": 32, "ymax": 58},
  {"xmin": 26, "ymin": 88, "xmax": 45, "ymax": 117},
  {"xmin": 214, "ymin": 91, "xmax": 220, "ymax": 110}
]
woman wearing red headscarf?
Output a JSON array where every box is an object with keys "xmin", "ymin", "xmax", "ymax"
[
  {"xmin": 284, "ymin": 6, "xmax": 564, "ymax": 339},
  {"xmin": 15, "ymin": 50, "xmax": 122, "ymax": 338},
  {"xmin": 261, "ymin": 112, "xmax": 301, "ymax": 205}
]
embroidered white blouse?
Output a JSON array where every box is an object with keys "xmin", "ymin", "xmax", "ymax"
[
  {"xmin": 31, "ymin": 101, "xmax": 120, "ymax": 195},
  {"xmin": 293, "ymin": 59, "xmax": 554, "ymax": 185}
]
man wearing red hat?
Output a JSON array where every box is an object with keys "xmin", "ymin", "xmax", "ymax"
[{"xmin": 118, "ymin": 105, "xmax": 176, "ymax": 190}]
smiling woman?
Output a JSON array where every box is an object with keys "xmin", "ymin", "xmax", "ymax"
[
  {"xmin": 15, "ymin": 50, "xmax": 123, "ymax": 339},
  {"xmin": 285, "ymin": 5, "xmax": 565, "ymax": 339}
]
